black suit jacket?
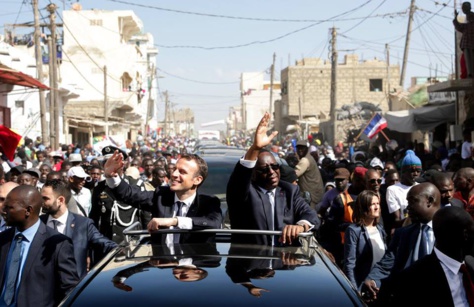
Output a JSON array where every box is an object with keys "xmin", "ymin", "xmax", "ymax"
[
  {"xmin": 366, "ymin": 222, "xmax": 424, "ymax": 287},
  {"xmin": 0, "ymin": 222, "xmax": 79, "ymax": 307},
  {"xmin": 40, "ymin": 212, "xmax": 118, "ymax": 278},
  {"xmin": 110, "ymin": 180, "xmax": 222, "ymax": 243},
  {"xmin": 226, "ymin": 162, "xmax": 320, "ymax": 245},
  {"xmin": 378, "ymin": 253, "xmax": 456, "ymax": 307}
]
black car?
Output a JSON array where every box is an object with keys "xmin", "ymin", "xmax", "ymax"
[{"xmin": 60, "ymin": 225, "xmax": 366, "ymax": 306}]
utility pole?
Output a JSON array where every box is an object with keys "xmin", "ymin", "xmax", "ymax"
[
  {"xmin": 32, "ymin": 0, "xmax": 48, "ymax": 145},
  {"xmin": 269, "ymin": 52, "xmax": 276, "ymax": 116},
  {"xmin": 47, "ymin": 3, "xmax": 59, "ymax": 149},
  {"xmin": 145, "ymin": 63, "xmax": 155, "ymax": 134},
  {"xmin": 104, "ymin": 66, "xmax": 108, "ymax": 136},
  {"xmin": 330, "ymin": 26, "xmax": 338, "ymax": 147},
  {"xmin": 386, "ymin": 43, "xmax": 391, "ymax": 110},
  {"xmin": 47, "ymin": 36, "xmax": 55, "ymax": 147},
  {"xmin": 400, "ymin": 0, "xmax": 416, "ymax": 87},
  {"xmin": 164, "ymin": 90, "xmax": 169, "ymax": 136}
]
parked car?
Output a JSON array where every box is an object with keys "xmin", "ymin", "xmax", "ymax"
[
  {"xmin": 60, "ymin": 225, "xmax": 366, "ymax": 306},
  {"xmin": 199, "ymin": 155, "xmax": 239, "ymax": 228}
]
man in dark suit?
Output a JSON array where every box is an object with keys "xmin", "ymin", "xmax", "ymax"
[
  {"xmin": 226, "ymin": 112, "xmax": 319, "ymax": 246},
  {"xmin": 0, "ymin": 185, "xmax": 79, "ymax": 306},
  {"xmin": 40, "ymin": 179, "xmax": 118, "ymax": 278},
  {"xmin": 362, "ymin": 182, "xmax": 441, "ymax": 302},
  {"xmin": 104, "ymin": 151, "xmax": 222, "ymax": 243},
  {"xmin": 378, "ymin": 206, "xmax": 474, "ymax": 306}
]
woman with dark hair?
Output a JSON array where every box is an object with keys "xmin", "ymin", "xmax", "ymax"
[{"xmin": 343, "ymin": 190, "xmax": 387, "ymax": 292}]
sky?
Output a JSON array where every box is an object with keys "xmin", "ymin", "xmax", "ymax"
[{"xmin": 1, "ymin": 0, "xmax": 458, "ymax": 133}]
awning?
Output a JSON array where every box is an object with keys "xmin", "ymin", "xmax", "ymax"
[
  {"xmin": 385, "ymin": 103, "xmax": 455, "ymax": 133},
  {"xmin": 0, "ymin": 64, "xmax": 49, "ymax": 89}
]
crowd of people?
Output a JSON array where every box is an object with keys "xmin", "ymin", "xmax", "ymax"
[{"xmin": 0, "ymin": 112, "xmax": 473, "ymax": 305}]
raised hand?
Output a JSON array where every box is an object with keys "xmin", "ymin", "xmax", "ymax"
[{"xmin": 253, "ymin": 112, "xmax": 278, "ymax": 150}]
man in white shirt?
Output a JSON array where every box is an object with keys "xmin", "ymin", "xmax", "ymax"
[
  {"xmin": 67, "ymin": 166, "xmax": 92, "ymax": 216},
  {"xmin": 386, "ymin": 150, "xmax": 420, "ymax": 229}
]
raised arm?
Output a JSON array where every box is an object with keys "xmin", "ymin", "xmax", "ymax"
[{"xmin": 244, "ymin": 112, "xmax": 278, "ymax": 161}]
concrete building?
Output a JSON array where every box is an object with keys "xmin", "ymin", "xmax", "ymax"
[
  {"xmin": 275, "ymin": 54, "xmax": 400, "ymax": 137},
  {"xmin": 239, "ymin": 72, "xmax": 281, "ymax": 132},
  {"xmin": 171, "ymin": 107, "xmax": 194, "ymax": 137},
  {"xmin": 61, "ymin": 7, "xmax": 158, "ymax": 147},
  {"xmin": 0, "ymin": 39, "xmax": 43, "ymax": 140}
]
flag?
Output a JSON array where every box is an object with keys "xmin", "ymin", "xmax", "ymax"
[
  {"xmin": 0, "ymin": 125, "xmax": 22, "ymax": 161},
  {"xmin": 363, "ymin": 113, "xmax": 387, "ymax": 139}
]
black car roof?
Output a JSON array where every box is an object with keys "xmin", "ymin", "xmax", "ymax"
[{"xmin": 60, "ymin": 227, "xmax": 365, "ymax": 306}]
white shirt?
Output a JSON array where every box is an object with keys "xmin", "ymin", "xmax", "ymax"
[
  {"xmin": 46, "ymin": 210, "xmax": 69, "ymax": 234},
  {"xmin": 434, "ymin": 248, "xmax": 470, "ymax": 307},
  {"xmin": 386, "ymin": 182, "xmax": 417, "ymax": 215},
  {"xmin": 71, "ymin": 187, "xmax": 92, "ymax": 216}
]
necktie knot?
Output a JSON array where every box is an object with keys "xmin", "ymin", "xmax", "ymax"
[{"xmin": 15, "ymin": 234, "xmax": 24, "ymax": 243}]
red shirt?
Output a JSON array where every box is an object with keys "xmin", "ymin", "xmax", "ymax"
[{"xmin": 453, "ymin": 191, "xmax": 474, "ymax": 219}]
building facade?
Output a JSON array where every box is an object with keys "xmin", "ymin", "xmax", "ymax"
[
  {"xmin": 61, "ymin": 8, "xmax": 158, "ymax": 147},
  {"xmin": 239, "ymin": 72, "xmax": 281, "ymax": 132},
  {"xmin": 275, "ymin": 54, "xmax": 400, "ymax": 136}
]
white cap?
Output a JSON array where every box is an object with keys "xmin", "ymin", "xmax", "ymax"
[
  {"xmin": 69, "ymin": 153, "xmax": 82, "ymax": 163},
  {"xmin": 370, "ymin": 157, "xmax": 384, "ymax": 169},
  {"xmin": 67, "ymin": 166, "xmax": 91, "ymax": 181}
]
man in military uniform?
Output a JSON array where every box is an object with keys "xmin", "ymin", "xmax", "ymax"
[{"xmin": 90, "ymin": 146, "xmax": 141, "ymax": 243}]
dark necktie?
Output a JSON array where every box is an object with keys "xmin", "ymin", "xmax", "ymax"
[
  {"xmin": 265, "ymin": 191, "xmax": 275, "ymax": 231},
  {"xmin": 176, "ymin": 202, "xmax": 185, "ymax": 218},
  {"xmin": 174, "ymin": 202, "xmax": 185, "ymax": 243},
  {"xmin": 418, "ymin": 224, "xmax": 430, "ymax": 260},
  {"xmin": 460, "ymin": 264, "xmax": 474, "ymax": 307},
  {"xmin": 3, "ymin": 234, "xmax": 24, "ymax": 305},
  {"xmin": 52, "ymin": 220, "xmax": 59, "ymax": 231}
]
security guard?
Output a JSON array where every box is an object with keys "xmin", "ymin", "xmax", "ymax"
[{"xmin": 90, "ymin": 146, "xmax": 140, "ymax": 243}]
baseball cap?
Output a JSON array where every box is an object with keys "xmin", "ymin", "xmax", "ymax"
[
  {"xmin": 334, "ymin": 168, "xmax": 350, "ymax": 179},
  {"xmin": 67, "ymin": 166, "xmax": 91, "ymax": 181},
  {"xmin": 23, "ymin": 168, "xmax": 40, "ymax": 179},
  {"xmin": 369, "ymin": 157, "xmax": 384, "ymax": 170}
]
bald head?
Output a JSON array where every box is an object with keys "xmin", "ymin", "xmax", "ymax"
[
  {"xmin": 407, "ymin": 182, "xmax": 441, "ymax": 223},
  {"xmin": 3, "ymin": 185, "xmax": 42, "ymax": 231},
  {"xmin": 453, "ymin": 167, "xmax": 474, "ymax": 192}
]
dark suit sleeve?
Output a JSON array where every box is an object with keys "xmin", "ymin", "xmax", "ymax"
[
  {"xmin": 191, "ymin": 194, "xmax": 222, "ymax": 229},
  {"xmin": 226, "ymin": 162, "xmax": 252, "ymax": 209},
  {"xmin": 343, "ymin": 225, "xmax": 359, "ymax": 289},
  {"xmin": 111, "ymin": 180, "xmax": 156, "ymax": 210},
  {"xmin": 55, "ymin": 236, "xmax": 80, "ymax": 299},
  {"xmin": 86, "ymin": 218, "xmax": 118, "ymax": 255}
]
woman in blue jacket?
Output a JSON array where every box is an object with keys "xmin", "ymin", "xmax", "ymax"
[{"xmin": 343, "ymin": 190, "xmax": 387, "ymax": 291}]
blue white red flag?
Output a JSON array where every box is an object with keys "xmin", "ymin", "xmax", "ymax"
[{"xmin": 363, "ymin": 113, "xmax": 387, "ymax": 139}]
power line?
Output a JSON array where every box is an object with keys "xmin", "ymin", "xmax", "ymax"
[
  {"xmin": 104, "ymin": 0, "xmax": 376, "ymax": 23},
  {"xmin": 341, "ymin": 0, "xmax": 388, "ymax": 35}
]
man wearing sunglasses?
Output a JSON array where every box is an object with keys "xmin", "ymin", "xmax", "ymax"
[
  {"xmin": 365, "ymin": 169, "xmax": 382, "ymax": 193},
  {"xmin": 227, "ymin": 113, "xmax": 319, "ymax": 246}
]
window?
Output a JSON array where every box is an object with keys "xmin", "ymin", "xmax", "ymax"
[
  {"xmin": 370, "ymin": 79, "xmax": 383, "ymax": 92},
  {"xmin": 90, "ymin": 19, "xmax": 103, "ymax": 26},
  {"xmin": 15, "ymin": 101, "xmax": 24, "ymax": 115}
]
